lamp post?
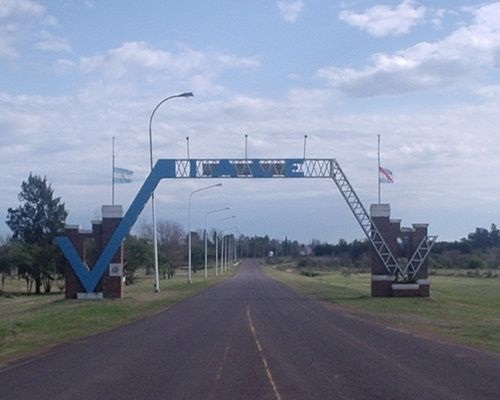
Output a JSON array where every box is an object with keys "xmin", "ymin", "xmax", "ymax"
[
  {"xmin": 221, "ymin": 226, "xmax": 238, "ymax": 273},
  {"xmin": 205, "ymin": 207, "xmax": 230, "ymax": 279},
  {"xmin": 215, "ymin": 216, "xmax": 235, "ymax": 275},
  {"xmin": 148, "ymin": 92, "xmax": 193, "ymax": 292},
  {"xmin": 231, "ymin": 229, "xmax": 240, "ymax": 264},
  {"xmin": 188, "ymin": 183, "xmax": 223, "ymax": 283}
]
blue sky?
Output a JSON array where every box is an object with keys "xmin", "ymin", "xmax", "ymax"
[{"xmin": 1, "ymin": 0, "xmax": 499, "ymax": 244}]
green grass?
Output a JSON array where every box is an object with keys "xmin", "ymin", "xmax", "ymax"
[
  {"xmin": 0, "ymin": 268, "xmax": 235, "ymax": 366},
  {"xmin": 265, "ymin": 265, "xmax": 500, "ymax": 354}
]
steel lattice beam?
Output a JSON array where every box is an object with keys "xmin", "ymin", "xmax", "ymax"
[{"xmin": 170, "ymin": 158, "xmax": 336, "ymax": 178}]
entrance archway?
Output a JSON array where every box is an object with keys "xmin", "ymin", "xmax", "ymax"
[{"xmin": 56, "ymin": 158, "xmax": 436, "ymax": 293}]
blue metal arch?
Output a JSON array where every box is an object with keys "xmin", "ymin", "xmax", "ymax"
[{"xmin": 57, "ymin": 158, "xmax": 436, "ymax": 291}]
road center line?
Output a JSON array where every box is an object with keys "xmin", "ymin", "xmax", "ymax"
[
  {"xmin": 214, "ymin": 341, "xmax": 232, "ymax": 385},
  {"xmin": 246, "ymin": 304, "xmax": 282, "ymax": 400}
]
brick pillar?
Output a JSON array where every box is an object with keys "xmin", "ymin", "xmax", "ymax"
[
  {"xmin": 370, "ymin": 204, "xmax": 396, "ymax": 297},
  {"xmin": 90, "ymin": 220, "xmax": 103, "ymax": 293},
  {"xmin": 92, "ymin": 220, "xmax": 103, "ymax": 254},
  {"xmin": 63, "ymin": 226, "xmax": 93, "ymax": 298},
  {"xmin": 100, "ymin": 205, "xmax": 124, "ymax": 298},
  {"xmin": 64, "ymin": 225, "xmax": 85, "ymax": 299}
]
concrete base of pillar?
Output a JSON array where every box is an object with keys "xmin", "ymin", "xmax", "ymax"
[
  {"xmin": 392, "ymin": 283, "xmax": 420, "ymax": 297},
  {"xmin": 77, "ymin": 292, "xmax": 103, "ymax": 300},
  {"xmin": 372, "ymin": 276, "xmax": 431, "ymax": 297}
]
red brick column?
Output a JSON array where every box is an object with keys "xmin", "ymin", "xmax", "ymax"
[
  {"xmin": 64, "ymin": 225, "xmax": 85, "ymax": 299},
  {"xmin": 370, "ymin": 204, "xmax": 396, "ymax": 297},
  {"xmin": 100, "ymin": 205, "xmax": 124, "ymax": 299},
  {"xmin": 63, "ymin": 226, "xmax": 93, "ymax": 298}
]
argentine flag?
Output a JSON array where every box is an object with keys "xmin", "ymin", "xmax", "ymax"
[{"xmin": 113, "ymin": 167, "xmax": 134, "ymax": 184}]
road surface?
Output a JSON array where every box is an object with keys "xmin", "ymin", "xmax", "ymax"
[{"xmin": 1, "ymin": 259, "xmax": 499, "ymax": 399}]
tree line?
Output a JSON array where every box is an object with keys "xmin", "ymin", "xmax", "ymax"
[{"xmin": 431, "ymin": 224, "xmax": 500, "ymax": 269}]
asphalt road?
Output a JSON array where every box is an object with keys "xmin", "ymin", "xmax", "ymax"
[{"xmin": 1, "ymin": 259, "xmax": 500, "ymax": 399}]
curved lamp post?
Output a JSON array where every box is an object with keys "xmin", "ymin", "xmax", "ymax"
[
  {"xmin": 188, "ymin": 183, "xmax": 223, "ymax": 283},
  {"xmin": 204, "ymin": 207, "xmax": 230, "ymax": 279},
  {"xmin": 148, "ymin": 92, "xmax": 193, "ymax": 292}
]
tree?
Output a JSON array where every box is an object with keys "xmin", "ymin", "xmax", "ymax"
[
  {"xmin": 157, "ymin": 220, "xmax": 185, "ymax": 277},
  {"xmin": 124, "ymin": 235, "xmax": 152, "ymax": 284},
  {"xmin": 490, "ymin": 224, "xmax": 500, "ymax": 247},
  {"xmin": 140, "ymin": 220, "xmax": 186, "ymax": 278},
  {"xmin": 6, "ymin": 174, "xmax": 67, "ymax": 294},
  {"xmin": 4, "ymin": 240, "xmax": 35, "ymax": 292},
  {"xmin": 468, "ymin": 227, "xmax": 490, "ymax": 249},
  {"xmin": 0, "ymin": 236, "xmax": 13, "ymax": 290}
]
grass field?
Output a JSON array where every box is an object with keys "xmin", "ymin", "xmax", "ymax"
[
  {"xmin": 0, "ymin": 268, "xmax": 234, "ymax": 366},
  {"xmin": 265, "ymin": 265, "xmax": 500, "ymax": 354}
]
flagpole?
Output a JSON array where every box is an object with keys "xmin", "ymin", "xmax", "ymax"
[
  {"xmin": 303, "ymin": 134, "xmax": 308, "ymax": 159},
  {"xmin": 377, "ymin": 134, "xmax": 381, "ymax": 204},
  {"xmin": 245, "ymin": 134, "xmax": 248, "ymax": 160},
  {"xmin": 112, "ymin": 136, "xmax": 115, "ymax": 205}
]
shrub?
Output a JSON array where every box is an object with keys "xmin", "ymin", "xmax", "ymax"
[
  {"xmin": 300, "ymin": 270, "xmax": 319, "ymax": 277},
  {"xmin": 467, "ymin": 256, "xmax": 485, "ymax": 270}
]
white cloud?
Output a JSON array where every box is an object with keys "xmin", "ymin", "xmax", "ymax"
[
  {"xmin": 0, "ymin": 0, "xmax": 66, "ymax": 60},
  {"xmin": 320, "ymin": 2, "xmax": 500, "ymax": 97},
  {"xmin": 34, "ymin": 30, "xmax": 72, "ymax": 52},
  {"xmin": 475, "ymin": 85, "xmax": 500, "ymax": 99},
  {"xmin": 430, "ymin": 8, "xmax": 447, "ymax": 29},
  {"xmin": 339, "ymin": 0, "xmax": 426, "ymax": 37},
  {"xmin": 278, "ymin": 0, "xmax": 303, "ymax": 22},
  {"xmin": 77, "ymin": 42, "xmax": 260, "ymax": 78},
  {"xmin": 65, "ymin": 42, "xmax": 260, "ymax": 97},
  {"xmin": 0, "ymin": 35, "xmax": 18, "ymax": 59},
  {"xmin": 0, "ymin": 0, "xmax": 43, "ymax": 19},
  {"xmin": 54, "ymin": 58, "xmax": 75, "ymax": 72}
]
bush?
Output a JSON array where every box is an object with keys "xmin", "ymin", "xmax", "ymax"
[
  {"xmin": 340, "ymin": 267, "xmax": 352, "ymax": 278},
  {"xmin": 300, "ymin": 270, "xmax": 319, "ymax": 277},
  {"xmin": 297, "ymin": 258, "xmax": 308, "ymax": 268},
  {"xmin": 467, "ymin": 256, "xmax": 485, "ymax": 269}
]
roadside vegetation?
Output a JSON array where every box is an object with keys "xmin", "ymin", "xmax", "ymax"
[{"xmin": 264, "ymin": 260, "xmax": 500, "ymax": 354}]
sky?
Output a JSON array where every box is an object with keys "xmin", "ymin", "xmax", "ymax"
[{"xmin": 1, "ymin": 0, "xmax": 499, "ymax": 244}]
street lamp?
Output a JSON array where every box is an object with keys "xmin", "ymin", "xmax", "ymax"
[
  {"xmin": 215, "ymin": 216, "xmax": 236, "ymax": 276},
  {"xmin": 222, "ymin": 227, "xmax": 238, "ymax": 273},
  {"xmin": 229, "ymin": 229, "xmax": 240, "ymax": 265},
  {"xmin": 205, "ymin": 207, "xmax": 230, "ymax": 279},
  {"xmin": 188, "ymin": 183, "xmax": 223, "ymax": 283},
  {"xmin": 149, "ymin": 92, "xmax": 193, "ymax": 292}
]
